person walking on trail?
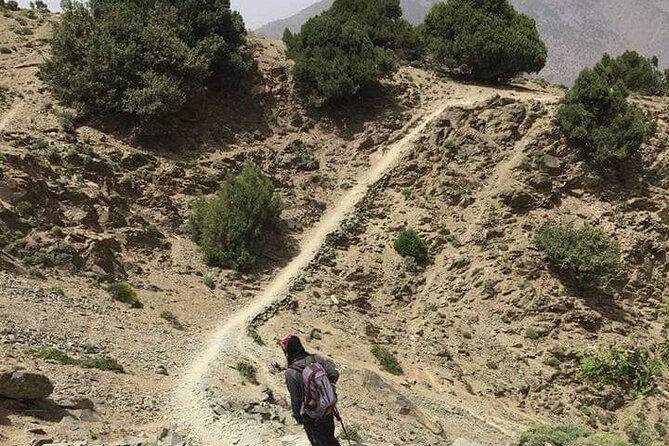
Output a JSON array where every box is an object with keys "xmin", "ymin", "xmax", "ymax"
[{"xmin": 281, "ymin": 334, "xmax": 342, "ymax": 446}]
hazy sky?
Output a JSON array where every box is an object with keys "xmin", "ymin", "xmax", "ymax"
[{"xmin": 16, "ymin": 0, "xmax": 319, "ymax": 29}]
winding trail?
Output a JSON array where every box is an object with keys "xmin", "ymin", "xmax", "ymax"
[{"xmin": 171, "ymin": 91, "xmax": 555, "ymax": 445}]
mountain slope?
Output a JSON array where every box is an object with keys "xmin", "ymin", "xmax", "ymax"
[{"xmin": 255, "ymin": 0, "xmax": 669, "ymax": 84}]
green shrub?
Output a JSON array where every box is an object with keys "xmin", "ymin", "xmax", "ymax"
[
  {"xmin": 107, "ymin": 282, "xmax": 143, "ymax": 308},
  {"xmin": 6, "ymin": 1, "xmax": 19, "ymax": 11},
  {"xmin": 536, "ymin": 223, "xmax": 621, "ymax": 289},
  {"xmin": 525, "ymin": 327, "xmax": 541, "ymax": 340},
  {"xmin": 34, "ymin": 347, "xmax": 124, "ymax": 373},
  {"xmin": 33, "ymin": 0, "xmax": 49, "ymax": 10},
  {"xmin": 285, "ymin": 1, "xmax": 397, "ymax": 103},
  {"xmin": 394, "ymin": 229, "xmax": 428, "ymax": 264},
  {"xmin": 15, "ymin": 26, "xmax": 33, "ymax": 35},
  {"xmin": 203, "ymin": 276, "xmax": 215, "ymax": 290},
  {"xmin": 234, "ymin": 361, "xmax": 258, "ymax": 385},
  {"xmin": 249, "ymin": 329, "xmax": 264, "ymax": 346},
  {"xmin": 422, "ymin": 0, "xmax": 547, "ymax": 82},
  {"xmin": 40, "ymin": 0, "xmax": 252, "ymax": 126},
  {"xmin": 50, "ymin": 226, "xmax": 64, "ymax": 238},
  {"xmin": 573, "ymin": 433, "xmax": 632, "ymax": 446},
  {"xmin": 54, "ymin": 109, "xmax": 75, "ymax": 132},
  {"xmin": 371, "ymin": 345, "xmax": 403, "ymax": 375},
  {"xmin": 557, "ymin": 68, "xmax": 651, "ymax": 165},
  {"xmin": 578, "ymin": 346, "xmax": 664, "ymax": 396},
  {"xmin": 517, "ymin": 424, "xmax": 592, "ymax": 446},
  {"xmin": 326, "ymin": 0, "xmax": 423, "ymax": 61},
  {"xmin": 339, "ymin": 424, "xmax": 363, "ymax": 442},
  {"xmin": 160, "ymin": 310, "xmax": 183, "ymax": 330},
  {"xmin": 594, "ymin": 51, "xmax": 667, "ymax": 96},
  {"xmin": 190, "ymin": 164, "xmax": 281, "ymax": 272}
]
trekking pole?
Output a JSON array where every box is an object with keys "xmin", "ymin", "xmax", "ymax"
[{"xmin": 334, "ymin": 408, "xmax": 353, "ymax": 446}]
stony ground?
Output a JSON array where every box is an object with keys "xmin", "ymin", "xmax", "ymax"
[{"xmin": 1, "ymin": 6, "xmax": 668, "ymax": 446}]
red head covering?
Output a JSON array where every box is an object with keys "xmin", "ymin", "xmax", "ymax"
[{"xmin": 280, "ymin": 334, "xmax": 293, "ymax": 353}]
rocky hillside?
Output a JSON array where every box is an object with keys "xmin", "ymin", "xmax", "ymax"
[
  {"xmin": 256, "ymin": 0, "xmax": 669, "ymax": 84},
  {"xmin": 1, "ymin": 5, "xmax": 669, "ymax": 446}
]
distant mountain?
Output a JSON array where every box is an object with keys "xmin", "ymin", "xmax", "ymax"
[{"xmin": 255, "ymin": 0, "xmax": 669, "ymax": 85}]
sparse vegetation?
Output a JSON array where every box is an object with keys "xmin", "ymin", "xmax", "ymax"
[
  {"xmin": 578, "ymin": 346, "xmax": 664, "ymax": 397},
  {"xmin": 50, "ymin": 225, "xmax": 64, "ymax": 238},
  {"xmin": 249, "ymin": 329, "xmax": 264, "ymax": 346},
  {"xmin": 371, "ymin": 345, "xmax": 403, "ymax": 375},
  {"xmin": 594, "ymin": 51, "xmax": 667, "ymax": 96},
  {"xmin": 40, "ymin": 0, "xmax": 252, "ymax": 127},
  {"xmin": 422, "ymin": 0, "xmax": 547, "ymax": 82},
  {"xmin": 517, "ymin": 424, "xmax": 592, "ymax": 446},
  {"xmin": 525, "ymin": 327, "xmax": 541, "ymax": 340},
  {"xmin": 234, "ymin": 361, "xmax": 259, "ymax": 385},
  {"xmin": 557, "ymin": 67, "xmax": 652, "ymax": 165},
  {"xmin": 190, "ymin": 164, "xmax": 281, "ymax": 272},
  {"xmin": 536, "ymin": 223, "xmax": 621, "ymax": 289},
  {"xmin": 339, "ymin": 424, "xmax": 363, "ymax": 442},
  {"xmin": 107, "ymin": 282, "xmax": 143, "ymax": 309},
  {"xmin": 203, "ymin": 276, "xmax": 215, "ymax": 290},
  {"xmin": 34, "ymin": 347, "xmax": 124, "ymax": 373},
  {"xmin": 394, "ymin": 229, "xmax": 428, "ymax": 264},
  {"xmin": 54, "ymin": 109, "xmax": 75, "ymax": 132},
  {"xmin": 160, "ymin": 310, "xmax": 182, "ymax": 329},
  {"xmin": 50, "ymin": 286, "xmax": 65, "ymax": 296}
]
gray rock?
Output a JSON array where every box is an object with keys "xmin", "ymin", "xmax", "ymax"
[
  {"xmin": 541, "ymin": 154, "xmax": 563, "ymax": 175},
  {"xmin": 0, "ymin": 370, "xmax": 54, "ymax": 400}
]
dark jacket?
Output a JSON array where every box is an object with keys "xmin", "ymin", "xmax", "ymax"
[{"xmin": 285, "ymin": 355, "xmax": 339, "ymax": 423}]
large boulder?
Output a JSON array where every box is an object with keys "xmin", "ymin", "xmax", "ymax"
[{"xmin": 0, "ymin": 369, "xmax": 54, "ymax": 400}]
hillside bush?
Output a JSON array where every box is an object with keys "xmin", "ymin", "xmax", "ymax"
[
  {"xmin": 394, "ymin": 229, "xmax": 428, "ymax": 264},
  {"xmin": 6, "ymin": 1, "xmax": 19, "ymax": 11},
  {"xmin": 518, "ymin": 424, "xmax": 592, "ymax": 446},
  {"xmin": 594, "ymin": 51, "xmax": 667, "ymax": 96},
  {"xmin": 536, "ymin": 223, "xmax": 621, "ymax": 289},
  {"xmin": 40, "ymin": 0, "xmax": 252, "ymax": 126},
  {"xmin": 371, "ymin": 345, "xmax": 403, "ymax": 375},
  {"xmin": 422, "ymin": 0, "xmax": 547, "ymax": 82},
  {"xmin": 285, "ymin": 0, "xmax": 417, "ymax": 103},
  {"xmin": 579, "ymin": 346, "xmax": 664, "ymax": 397},
  {"xmin": 189, "ymin": 164, "xmax": 281, "ymax": 272},
  {"xmin": 35, "ymin": 347, "xmax": 125, "ymax": 373},
  {"xmin": 557, "ymin": 68, "xmax": 651, "ymax": 165},
  {"xmin": 107, "ymin": 281, "xmax": 143, "ymax": 308}
]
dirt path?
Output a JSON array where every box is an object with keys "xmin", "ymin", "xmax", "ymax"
[
  {"xmin": 0, "ymin": 100, "xmax": 23, "ymax": 133},
  {"xmin": 171, "ymin": 90, "xmax": 558, "ymax": 446}
]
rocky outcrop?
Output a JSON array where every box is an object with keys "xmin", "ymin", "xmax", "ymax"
[{"xmin": 0, "ymin": 369, "xmax": 54, "ymax": 400}]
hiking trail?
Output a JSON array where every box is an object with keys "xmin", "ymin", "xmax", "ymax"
[{"xmin": 171, "ymin": 90, "xmax": 558, "ymax": 446}]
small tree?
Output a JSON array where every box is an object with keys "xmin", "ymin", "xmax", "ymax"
[
  {"xmin": 422, "ymin": 0, "xmax": 547, "ymax": 82},
  {"xmin": 594, "ymin": 51, "xmax": 667, "ymax": 96},
  {"xmin": 285, "ymin": 0, "xmax": 415, "ymax": 103},
  {"xmin": 557, "ymin": 68, "xmax": 651, "ymax": 165},
  {"xmin": 536, "ymin": 223, "xmax": 621, "ymax": 289},
  {"xmin": 326, "ymin": 0, "xmax": 423, "ymax": 61},
  {"xmin": 40, "ymin": 0, "xmax": 252, "ymax": 127},
  {"xmin": 394, "ymin": 229, "xmax": 428, "ymax": 264},
  {"xmin": 189, "ymin": 165, "xmax": 281, "ymax": 272},
  {"xmin": 288, "ymin": 14, "xmax": 395, "ymax": 104},
  {"xmin": 6, "ymin": 0, "xmax": 19, "ymax": 11}
]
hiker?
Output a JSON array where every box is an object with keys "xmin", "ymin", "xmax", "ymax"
[{"xmin": 281, "ymin": 334, "xmax": 342, "ymax": 446}]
